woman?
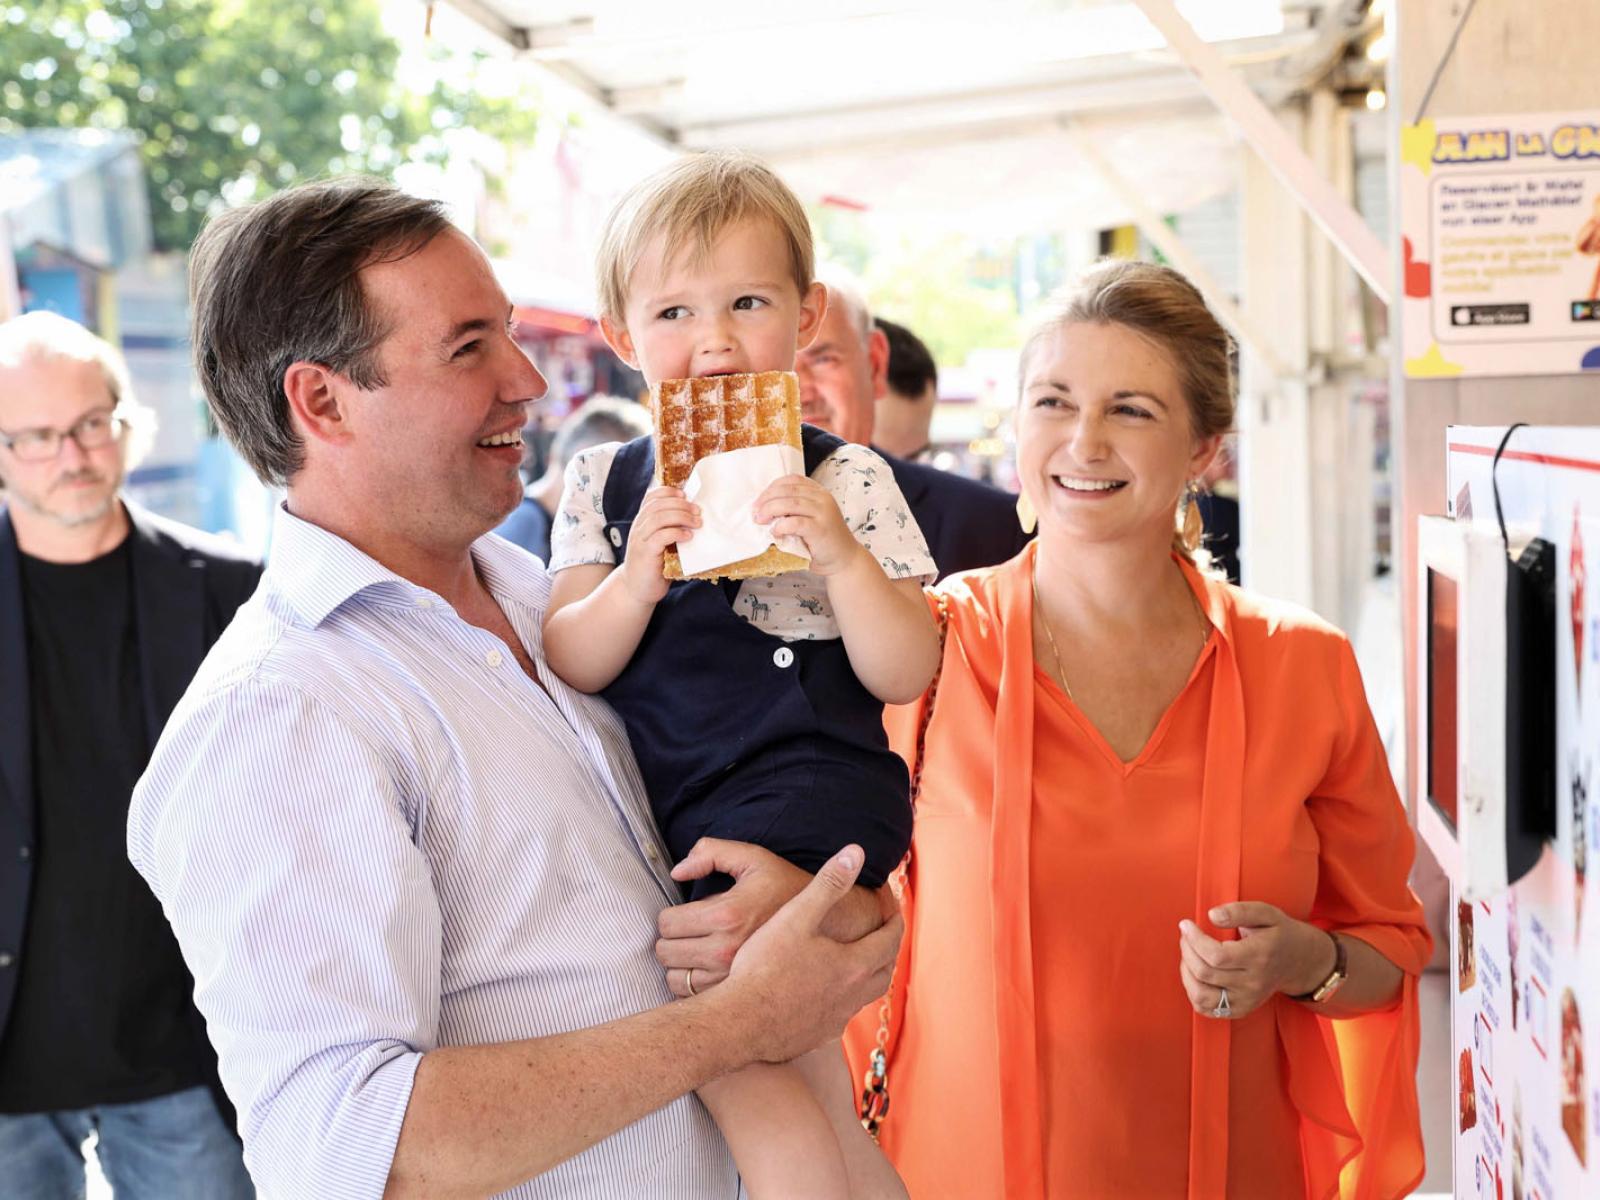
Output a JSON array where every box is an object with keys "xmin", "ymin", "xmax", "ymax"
[{"xmin": 844, "ymin": 261, "xmax": 1431, "ymax": 1199}]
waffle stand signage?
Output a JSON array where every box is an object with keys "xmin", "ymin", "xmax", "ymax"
[
  {"xmin": 1427, "ymin": 427, "xmax": 1600, "ymax": 1199},
  {"xmin": 1402, "ymin": 112, "xmax": 1600, "ymax": 379}
]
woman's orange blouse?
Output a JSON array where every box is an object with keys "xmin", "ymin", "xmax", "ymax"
[{"xmin": 844, "ymin": 543, "xmax": 1433, "ymax": 1199}]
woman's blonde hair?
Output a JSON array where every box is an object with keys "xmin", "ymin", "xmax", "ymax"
[
  {"xmin": 595, "ymin": 152, "xmax": 814, "ymax": 323},
  {"xmin": 1018, "ymin": 259, "xmax": 1235, "ymax": 565}
]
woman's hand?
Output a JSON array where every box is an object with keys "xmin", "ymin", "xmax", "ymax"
[
  {"xmin": 621, "ymin": 486, "xmax": 699, "ymax": 605},
  {"xmin": 656, "ymin": 838, "xmax": 895, "ymax": 997},
  {"xmin": 1177, "ymin": 902, "xmax": 1338, "ymax": 1020},
  {"xmin": 752, "ymin": 474, "xmax": 865, "ymax": 577}
]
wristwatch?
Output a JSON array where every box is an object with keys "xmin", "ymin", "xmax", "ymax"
[{"xmin": 1291, "ymin": 931, "xmax": 1348, "ymax": 1004}]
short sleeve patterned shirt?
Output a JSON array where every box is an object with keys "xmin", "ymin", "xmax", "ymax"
[{"xmin": 548, "ymin": 441, "xmax": 935, "ymax": 641}]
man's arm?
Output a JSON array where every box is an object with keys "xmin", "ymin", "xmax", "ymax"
[
  {"xmin": 129, "ymin": 682, "xmax": 445, "ymax": 1200},
  {"xmin": 386, "ymin": 847, "xmax": 896, "ymax": 1199},
  {"xmin": 131, "ymin": 682, "xmax": 899, "ymax": 1200}
]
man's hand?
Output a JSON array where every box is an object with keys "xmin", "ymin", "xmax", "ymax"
[
  {"xmin": 621, "ymin": 486, "xmax": 699, "ymax": 605},
  {"xmin": 712, "ymin": 845, "xmax": 902, "ymax": 1065},
  {"xmin": 1177, "ymin": 902, "xmax": 1338, "ymax": 1020},
  {"xmin": 657, "ymin": 838, "xmax": 892, "ymax": 997},
  {"xmin": 753, "ymin": 475, "xmax": 864, "ymax": 577}
]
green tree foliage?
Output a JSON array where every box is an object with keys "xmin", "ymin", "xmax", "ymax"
[
  {"xmin": 1, "ymin": 0, "xmax": 541, "ymax": 250},
  {"xmin": 812, "ymin": 203, "xmax": 1023, "ymax": 368}
]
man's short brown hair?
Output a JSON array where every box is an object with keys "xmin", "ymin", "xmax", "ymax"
[
  {"xmin": 595, "ymin": 152, "xmax": 814, "ymax": 324},
  {"xmin": 188, "ymin": 177, "xmax": 452, "ymax": 485}
]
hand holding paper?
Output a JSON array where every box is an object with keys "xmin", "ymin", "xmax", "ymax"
[
  {"xmin": 675, "ymin": 445, "xmax": 810, "ymax": 578},
  {"xmin": 621, "ymin": 485, "xmax": 700, "ymax": 604},
  {"xmin": 753, "ymin": 473, "xmax": 862, "ymax": 577}
]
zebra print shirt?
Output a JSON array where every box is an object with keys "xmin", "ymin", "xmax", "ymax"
[{"xmin": 551, "ymin": 441, "xmax": 935, "ymax": 640}]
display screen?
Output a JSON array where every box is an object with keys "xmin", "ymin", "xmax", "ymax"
[{"xmin": 1428, "ymin": 568, "xmax": 1460, "ymax": 833}]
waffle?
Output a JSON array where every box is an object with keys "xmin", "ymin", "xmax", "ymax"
[{"xmin": 652, "ymin": 370, "xmax": 806, "ymax": 581}]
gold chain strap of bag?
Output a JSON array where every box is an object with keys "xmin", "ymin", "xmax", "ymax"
[{"xmin": 860, "ymin": 591, "xmax": 951, "ymax": 1141}]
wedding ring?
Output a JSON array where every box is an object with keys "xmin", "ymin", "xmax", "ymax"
[
  {"xmin": 1211, "ymin": 986, "xmax": 1231, "ymax": 1019},
  {"xmin": 685, "ymin": 967, "xmax": 697, "ymax": 997}
]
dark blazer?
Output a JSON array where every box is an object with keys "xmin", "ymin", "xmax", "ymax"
[
  {"xmin": 0, "ymin": 501, "xmax": 261, "ymax": 1120},
  {"xmin": 494, "ymin": 490, "xmax": 554, "ymax": 564},
  {"xmin": 879, "ymin": 449, "xmax": 1033, "ymax": 581}
]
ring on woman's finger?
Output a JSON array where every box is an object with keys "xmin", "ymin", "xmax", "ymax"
[
  {"xmin": 1211, "ymin": 986, "xmax": 1231, "ymax": 1019},
  {"xmin": 685, "ymin": 967, "xmax": 698, "ymax": 997}
]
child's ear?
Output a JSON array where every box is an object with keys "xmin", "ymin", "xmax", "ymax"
[
  {"xmin": 795, "ymin": 281, "xmax": 827, "ymax": 350},
  {"xmin": 599, "ymin": 315, "xmax": 639, "ymax": 369}
]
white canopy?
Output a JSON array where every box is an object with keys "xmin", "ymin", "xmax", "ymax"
[{"xmin": 433, "ymin": 0, "xmax": 1376, "ymax": 235}]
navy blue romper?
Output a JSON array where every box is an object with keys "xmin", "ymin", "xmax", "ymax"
[{"xmin": 599, "ymin": 426, "xmax": 913, "ymax": 899}]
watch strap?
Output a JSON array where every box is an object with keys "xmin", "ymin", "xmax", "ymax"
[{"xmin": 1291, "ymin": 931, "xmax": 1348, "ymax": 1003}]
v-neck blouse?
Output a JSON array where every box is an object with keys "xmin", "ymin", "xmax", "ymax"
[
  {"xmin": 1031, "ymin": 646, "xmax": 1302, "ymax": 1197},
  {"xmin": 845, "ymin": 543, "xmax": 1432, "ymax": 1200}
]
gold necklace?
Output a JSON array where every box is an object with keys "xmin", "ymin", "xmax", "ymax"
[{"xmin": 1032, "ymin": 562, "xmax": 1211, "ymax": 704}]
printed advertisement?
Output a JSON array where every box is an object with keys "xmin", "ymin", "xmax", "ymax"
[
  {"xmin": 1441, "ymin": 428, "xmax": 1600, "ymax": 1197},
  {"xmin": 1401, "ymin": 113, "xmax": 1600, "ymax": 378}
]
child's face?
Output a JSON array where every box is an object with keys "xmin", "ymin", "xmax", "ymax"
[{"xmin": 602, "ymin": 216, "xmax": 825, "ymax": 387}]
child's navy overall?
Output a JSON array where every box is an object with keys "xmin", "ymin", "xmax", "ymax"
[{"xmin": 600, "ymin": 426, "xmax": 912, "ymax": 898}]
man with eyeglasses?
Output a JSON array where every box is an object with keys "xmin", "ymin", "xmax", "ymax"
[{"xmin": 0, "ymin": 311, "xmax": 260, "ymax": 1198}]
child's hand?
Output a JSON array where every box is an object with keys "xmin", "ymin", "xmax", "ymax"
[
  {"xmin": 753, "ymin": 475, "xmax": 865, "ymax": 577},
  {"xmin": 621, "ymin": 485, "xmax": 699, "ymax": 605}
]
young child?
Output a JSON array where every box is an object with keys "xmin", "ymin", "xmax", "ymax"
[{"xmin": 542, "ymin": 154, "xmax": 938, "ymax": 1199}]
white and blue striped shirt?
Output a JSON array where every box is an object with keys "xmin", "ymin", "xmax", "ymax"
[{"xmin": 128, "ymin": 508, "xmax": 736, "ymax": 1199}]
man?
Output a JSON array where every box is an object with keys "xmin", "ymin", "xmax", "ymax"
[
  {"xmin": 0, "ymin": 312, "xmax": 259, "ymax": 1197},
  {"xmin": 871, "ymin": 316, "xmax": 938, "ymax": 464},
  {"xmin": 496, "ymin": 395, "xmax": 649, "ymax": 562},
  {"xmin": 128, "ymin": 178, "xmax": 899, "ymax": 1199},
  {"xmin": 799, "ymin": 270, "xmax": 1031, "ymax": 579}
]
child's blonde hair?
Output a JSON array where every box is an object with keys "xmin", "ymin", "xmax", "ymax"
[{"xmin": 595, "ymin": 152, "xmax": 814, "ymax": 323}]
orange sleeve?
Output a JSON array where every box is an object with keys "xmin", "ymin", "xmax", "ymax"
[
  {"xmin": 1280, "ymin": 635, "xmax": 1432, "ymax": 1200},
  {"xmin": 1305, "ymin": 637, "xmax": 1433, "ymax": 974}
]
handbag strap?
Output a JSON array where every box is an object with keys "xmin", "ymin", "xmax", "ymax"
[{"xmin": 860, "ymin": 590, "xmax": 950, "ymax": 1138}]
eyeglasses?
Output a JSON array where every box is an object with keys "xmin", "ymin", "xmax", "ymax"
[{"xmin": 0, "ymin": 409, "xmax": 125, "ymax": 462}]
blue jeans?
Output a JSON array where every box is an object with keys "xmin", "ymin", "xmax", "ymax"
[{"xmin": 0, "ymin": 1085, "xmax": 253, "ymax": 1199}]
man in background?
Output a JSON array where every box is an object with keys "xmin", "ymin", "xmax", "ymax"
[
  {"xmin": 798, "ymin": 269, "xmax": 1032, "ymax": 579},
  {"xmin": 0, "ymin": 312, "xmax": 259, "ymax": 1197},
  {"xmin": 871, "ymin": 316, "xmax": 938, "ymax": 465},
  {"xmin": 497, "ymin": 395, "xmax": 649, "ymax": 562}
]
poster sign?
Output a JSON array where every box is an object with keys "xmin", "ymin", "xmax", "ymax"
[
  {"xmin": 1401, "ymin": 112, "xmax": 1600, "ymax": 378},
  {"xmin": 1439, "ymin": 428, "xmax": 1600, "ymax": 1199}
]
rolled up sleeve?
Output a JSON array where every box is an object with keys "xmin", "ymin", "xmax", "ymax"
[{"xmin": 129, "ymin": 679, "xmax": 440, "ymax": 1200}]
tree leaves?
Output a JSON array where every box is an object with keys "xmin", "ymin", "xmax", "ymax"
[{"xmin": 2, "ymin": 0, "xmax": 542, "ymax": 250}]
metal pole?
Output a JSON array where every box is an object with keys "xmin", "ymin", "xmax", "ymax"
[{"xmin": 1130, "ymin": 0, "xmax": 1392, "ymax": 305}]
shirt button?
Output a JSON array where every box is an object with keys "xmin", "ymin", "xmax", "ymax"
[
  {"xmin": 645, "ymin": 846, "xmax": 664, "ymax": 866},
  {"xmin": 416, "ymin": 597, "xmax": 434, "ymax": 609},
  {"xmin": 485, "ymin": 649, "xmax": 503, "ymax": 668},
  {"xmin": 0, "ymin": 953, "xmax": 13, "ymax": 968},
  {"xmin": 773, "ymin": 646, "xmax": 795, "ymax": 669},
  {"xmin": 608, "ymin": 527, "xmax": 623, "ymax": 548},
  {"xmin": 18, "ymin": 846, "xmax": 29, "ymax": 861}
]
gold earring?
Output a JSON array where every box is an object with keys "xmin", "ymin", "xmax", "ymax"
[
  {"xmin": 1016, "ymin": 491, "xmax": 1037, "ymax": 535},
  {"xmin": 1182, "ymin": 484, "xmax": 1204, "ymax": 549}
]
